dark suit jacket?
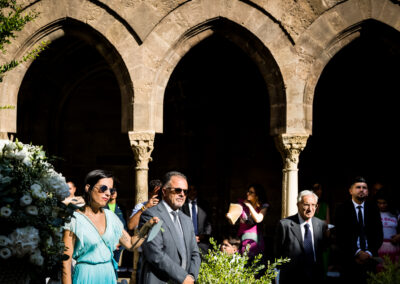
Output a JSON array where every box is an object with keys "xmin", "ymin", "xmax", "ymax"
[
  {"xmin": 139, "ymin": 202, "xmax": 201, "ymax": 284},
  {"xmin": 274, "ymin": 214, "xmax": 327, "ymax": 284},
  {"xmin": 335, "ymin": 200, "xmax": 383, "ymax": 260},
  {"xmin": 182, "ymin": 198, "xmax": 212, "ymax": 237}
]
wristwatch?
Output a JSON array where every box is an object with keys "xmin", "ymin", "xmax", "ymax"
[{"xmin": 141, "ymin": 205, "xmax": 147, "ymax": 212}]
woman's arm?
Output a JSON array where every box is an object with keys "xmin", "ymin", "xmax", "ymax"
[
  {"xmin": 62, "ymin": 230, "xmax": 75, "ymax": 284},
  {"xmin": 120, "ymin": 217, "xmax": 159, "ymax": 251},
  {"xmin": 243, "ymin": 202, "xmax": 267, "ymax": 223}
]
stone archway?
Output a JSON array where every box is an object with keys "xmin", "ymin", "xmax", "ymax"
[
  {"xmin": 299, "ymin": 19, "xmax": 400, "ymax": 207},
  {"xmin": 17, "ymin": 20, "xmax": 136, "ymax": 200}
]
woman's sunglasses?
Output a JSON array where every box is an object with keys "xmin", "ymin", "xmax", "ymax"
[{"xmin": 96, "ymin": 185, "xmax": 116, "ymax": 195}]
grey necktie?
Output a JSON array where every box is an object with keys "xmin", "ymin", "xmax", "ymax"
[{"xmin": 171, "ymin": 211, "xmax": 187, "ymax": 269}]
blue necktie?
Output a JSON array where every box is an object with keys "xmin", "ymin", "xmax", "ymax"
[
  {"xmin": 191, "ymin": 200, "xmax": 198, "ymax": 235},
  {"xmin": 304, "ymin": 223, "xmax": 315, "ymax": 263}
]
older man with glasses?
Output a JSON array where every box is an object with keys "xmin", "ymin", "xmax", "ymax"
[
  {"xmin": 274, "ymin": 190, "xmax": 328, "ymax": 284},
  {"xmin": 138, "ymin": 171, "xmax": 201, "ymax": 284}
]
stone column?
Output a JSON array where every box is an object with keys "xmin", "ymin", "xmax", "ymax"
[
  {"xmin": 128, "ymin": 131, "xmax": 155, "ymax": 205},
  {"xmin": 275, "ymin": 134, "xmax": 309, "ymax": 218},
  {"xmin": 128, "ymin": 131, "xmax": 155, "ymax": 284}
]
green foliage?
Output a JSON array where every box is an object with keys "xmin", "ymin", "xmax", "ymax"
[
  {"xmin": 367, "ymin": 256, "xmax": 400, "ymax": 284},
  {"xmin": 0, "ymin": 0, "xmax": 49, "ymax": 82},
  {"xmin": 198, "ymin": 238, "xmax": 290, "ymax": 284}
]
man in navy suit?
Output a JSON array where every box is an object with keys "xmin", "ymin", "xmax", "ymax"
[
  {"xmin": 335, "ymin": 176, "xmax": 383, "ymax": 283},
  {"xmin": 182, "ymin": 184, "xmax": 212, "ymax": 254},
  {"xmin": 274, "ymin": 190, "xmax": 328, "ymax": 284},
  {"xmin": 139, "ymin": 171, "xmax": 201, "ymax": 284}
]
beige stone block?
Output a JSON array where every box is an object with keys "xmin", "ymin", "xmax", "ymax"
[
  {"xmin": 105, "ymin": 21, "xmax": 128, "ymax": 48},
  {"xmin": 376, "ymin": 2, "xmax": 400, "ymax": 29},
  {"xmin": 242, "ymin": 9, "xmax": 266, "ymax": 35},
  {"xmin": 176, "ymin": 1, "xmax": 206, "ymax": 27},
  {"xmin": 133, "ymin": 103, "xmax": 151, "ymax": 131},
  {"xmin": 334, "ymin": 0, "xmax": 366, "ymax": 28},
  {"xmin": 201, "ymin": 0, "xmax": 223, "ymax": 18},
  {"xmin": 66, "ymin": 0, "xmax": 86, "ymax": 20},
  {"xmin": 152, "ymin": 17, "xmax": 187, "ymax": 48},
  {"xmin": 370, "ymin": 0, "xmax": 388, "ymax": 20},
  {"xmin": 128, "ymin": 3, "xmax": 161, "ymax": 40},
  {"xmin": 153, "ymin": 103, "xmax": 164, "ymax": 133}
]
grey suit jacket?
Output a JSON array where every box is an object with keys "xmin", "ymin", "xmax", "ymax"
[
  {"xmin": 139, "ymin": 202, "xmax": 201, "ymax": 284},
  {"xmin": 274, "ymin": 214, "xmax": 327, "ymax": 284}
]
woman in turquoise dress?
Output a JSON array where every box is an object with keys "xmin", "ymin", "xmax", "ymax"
[{"xmin": 62, "ymin": 170, "xmax": 158, "ymax": 284}]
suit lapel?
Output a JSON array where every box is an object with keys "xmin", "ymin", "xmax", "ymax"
[
  {"xmin": 311, "ymin": 218, "xmax": 321, "ymax": 252},
  {"xmin": 157, "ymin": 203, "xmax": 186, "ymax": 258},
  {"xmin": 289, "ymin": 215, "xmax": 304, "ymax": 249}
]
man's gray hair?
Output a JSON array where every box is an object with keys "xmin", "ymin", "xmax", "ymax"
[{"xmin": 297, "ymin": 190, "xmax": 318, "ymax": 203}]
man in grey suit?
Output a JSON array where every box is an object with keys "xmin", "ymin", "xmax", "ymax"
[
  {"xmin": 139, "ymin": 171, "xmax": 201, "ymax": 284},
  {"xmin": 274, "ymin": 190, "xmax": 328, "ymax": 284}
]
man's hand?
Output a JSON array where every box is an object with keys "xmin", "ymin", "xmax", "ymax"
[
  {"xmin": 182, "ymin": 275, "xmax": 195, "ymax": 284},
  {"xmin": 355, "ymin": 251, "xmax": 371, "ymax": 264}
]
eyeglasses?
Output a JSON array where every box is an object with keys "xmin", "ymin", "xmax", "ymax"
[
  {"xmin": 247, "ymin": 190, "xmax": 256, "ymax": 195},
  {"xmin": 166, "ymin": 187, "xmax": 188, "ymax": 196},
  {"xmin": 95, "ymin": 185, "xmax": 116, "ymax": 195}
]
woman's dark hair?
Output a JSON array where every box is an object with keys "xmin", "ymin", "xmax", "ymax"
[
  {"xmin": 375, "ymin": 189, "xmax": 397, "ymax": 215},
  {"xmin": 83, "ymin": 169, "xmax": 115, "ymax": 206},
  {"xmin": 248, "ymin": 183, "xmax": 267, "ymax": 204}
]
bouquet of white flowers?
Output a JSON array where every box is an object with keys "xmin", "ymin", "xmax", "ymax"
[{"xmin": 0, "ymin": 139, "xmax": 73, "ymax": 282}]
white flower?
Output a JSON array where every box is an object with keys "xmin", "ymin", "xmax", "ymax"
[
  {"xmin": 30, "ymin": 183, "xmax": 47, "ymax": 199},
  {"xmin": 14, "ymin": 149, "xmax": 27, "ymax": 160},
  {"xmin": 0, "ymin": 235, "xmax": 11, "ymax": 246},
  {"xmin": 30, "ymin": 249, "xmax": 44, "ymax": 266},
  {"xmin": 42, "ymin": 170, "xmax": 70, "ymax": 200},
  {"xmin": 20, "ymin": 194, "xmax": 33, "ymax": 206},
  {"xmin": 25, "ymin": 205, "xmax": 38, "ymax": 215},
  {"xmin": 0, "ymin": 206, "xmax": 12, "ymax": 217},
  {"xmin": 22, "ymin": 157, "xmax": 32, "ymax": 167},
  {"xmin": 3, "ymin": 142, "xmax": 16, "ymax": 152},
  {"xmin": 9, "ymin": 226, "xmax": 40, "ymax": 256},
  {"xmin": 0, "ymin": 248, "xmax": 12, "ymax": 259}
]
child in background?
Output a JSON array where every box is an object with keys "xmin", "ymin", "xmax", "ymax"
[{"xmin": 221, "ymin": 236, "xmax": 241, "ymax": 255}]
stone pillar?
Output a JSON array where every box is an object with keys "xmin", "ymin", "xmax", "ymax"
[
  {"xmin": 128, "ymin": 131, "xmax": 155, "ymax": 205},
  {"xmin": 275, "ymin": 134, "xmax": 309, "ymax": 218},
  {"xmin": 128, "ymin": 131, "xmax": 155, "ymax": 284}
]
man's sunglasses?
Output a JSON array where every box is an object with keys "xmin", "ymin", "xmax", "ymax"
[
  {"xmin": 166, "ymin": 187, "xmax": 188, "ymax": 196},
  {"xmin": 96, "ymin": 185, "xmax": 116, "ymax": 195}
]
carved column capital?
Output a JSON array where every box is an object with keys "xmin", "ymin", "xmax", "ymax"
[
  {"xmin": 275, "ymin": 134, "xmax": 309, "ymax": 170},
  {"xmin": 128, "ymin": 131, "xmax": 155, "ymax": 170}
]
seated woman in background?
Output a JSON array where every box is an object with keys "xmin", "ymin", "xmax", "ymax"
[
  {"xmin": 226, "ymin": 184, "xmax": 269, "ymax": 258},
  {"xmin": 62, "ymin": 169, "xmax": 158, "ymax": 284},
  {"xmin": 376, "ymin": 191, "xmax": 400, "ymax": 271}
]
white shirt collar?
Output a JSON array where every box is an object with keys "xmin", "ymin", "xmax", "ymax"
[{"xmin": 352, "ymin": 200, "xmax": 365, "ymax": 209}]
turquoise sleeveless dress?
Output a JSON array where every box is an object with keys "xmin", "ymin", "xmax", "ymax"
[{"xmin": 63, "ymin": 209, "xmax": 123, "ymax": 284}]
